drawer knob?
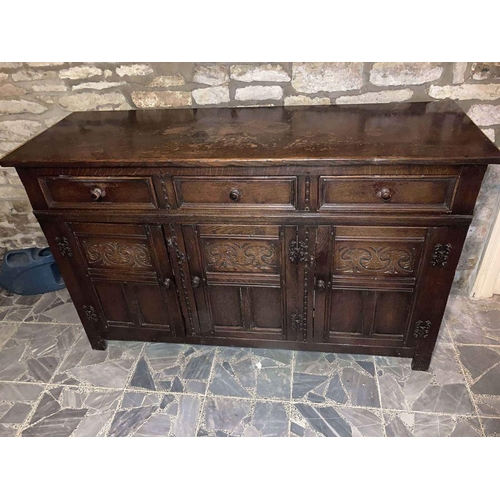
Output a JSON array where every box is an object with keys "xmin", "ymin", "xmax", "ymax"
[
  {"xmin": 378, "ymin": 187, "xmax": 392, "ymax": 201},
  {"xmin": 191, "ymin": 276, "xmax": 201, "ymax": 288},
  {"xmin": 163, "ymin": 277, "xmax": 172, "ymax": 289},
  {"xmin": 90, "ymin": 187, "xmax": 106, "ymax": 201},
  {"xmin": 229, "ymin": 189, "xmax": 241, "ymax": 202},
  {"xmin": 317, "ymin": 280, "xmax": 326, "ymax": 290}
]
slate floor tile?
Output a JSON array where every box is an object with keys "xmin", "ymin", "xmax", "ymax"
[
  {"xmin": 0, "ymin": 323, "xmax": 82, "ymax": 384},
  {"xmin": 473, "ymin": 395, "xmax": 500, "ymax": 418},
  {"xmin": 290, "ymin": 403, "xmax": 384, "ymax": 437},
  {"xmin": 376, "ymin": 342, "xmax": 474, "ymax": 415},
  {"xmin": 129, "ymin": 343, "xmax": 216, "ymax": 394},
  {"xmin": 480, "ymin": 417, "xmax": 500, "ymax": 437},
  {"xmin": 52, "ymin": 335, "xmax": 143, "ymax": 389},
  {"xmin": 292, "ymin": 351, "xmax": 380, "ymax": 408},
  {"xmin": 0, "ymin": 322, "xmax": 18, "ymax": 349},
  {"xmin": 24, "ymin": 289, "xmax": 81, "ymax": 325},
  {"xmin": 445, "ymin": 294, "xmax": 500, "ymax": 346},
  {"xmin": 199, "ymin": 397, "xmax": 289, "ymax": 437},
  {"xmin": 0, "ymin": 288, "xmax": 42, "ymax": 322},
  {"xmin": 0, "ymin": 382, "xmax": 44, "ymax": 436},
  {"xmin": 456, "ymin": 345, "xmax": 500, "ymax": 400},
  {"xmin": 22, "ymin": 386, "xmax": 122, "ymax": 437},
  {"xmin": 207, "ymin": 347, "xmax": 293, "ymax": 401},
  {"xmin": 383, "ymin": 411, "xmax": 482, "ymax": 437},
  {"xmin": 108, "ymin": 392, "xmax": 202, "ymax": 437}
]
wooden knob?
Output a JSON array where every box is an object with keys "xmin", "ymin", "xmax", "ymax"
[
  {"xmin": 191, "ymin": 276, "xmax": 201, "ymax": 288},
  {"xmin": 378, "ymin": 187, "xmax": 392, "ymax": 201},
  {"xmin": 90, "ymin": 187, "xmax": 105, "ymax": 201},
  {"xmin": 163, "ymin": 277, "xmax": 172, "ymax": 289},
  {"xmin": 317, "ymin": 280, "xmax": 326, "ymax": 290},
  {"xmin": 229, "ymin": 189, "xmax": 241, "ymax": 202}
]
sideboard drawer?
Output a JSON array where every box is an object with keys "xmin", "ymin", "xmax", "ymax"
[
  {"xmin": 319, "ymin": 175, "xmax": 459, "ymax": 212},
  {"xmin": 173, "ymin": 176, "xmax": 298, "ymax": 210},
  {"xmin": 39, "ymin": 176, "xmax": 158, "ymax": 209}
]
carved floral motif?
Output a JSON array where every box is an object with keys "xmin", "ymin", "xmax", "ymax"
[
  {"xmin": 55, "ymin": 237, "xmax": 73, "ymax": 258},
  {"xmin": 431, "ymin": 243, "xmax": 452, "ymax": 267},
  {"xmin": 414, "ymin": 320, "xmax": 431, "ymax": 339},
  {"xmin": 205, "ymin": 241, "xmax": 278, "ymax": 272},
  {"xmin": 83, "ymin": 241, "xmax": 152, "ymax": 269},
  {"xmin": 83, "ymin": 305, "xmax": 98, "ymax": 322},
  {"xmin": 335, "ymin": 246, "xmax": 416, "ymax": 275}
]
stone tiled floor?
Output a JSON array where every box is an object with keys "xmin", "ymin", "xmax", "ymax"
[{"xmin": 0, "ymin": 286, "xmax": 499, "ymax": 437}]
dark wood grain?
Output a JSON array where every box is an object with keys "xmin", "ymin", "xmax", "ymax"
[
  {"xmin": 7, "ymin": 103, "xmax": 500, "ymax": 370},
  {"xmin": 2, "ymin": 102, "xmax": 500, "ymax": 167}
]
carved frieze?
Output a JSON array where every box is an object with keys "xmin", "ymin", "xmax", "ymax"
[
  {"xmin": 83, "ymin": 241, "xmax": 152, "ymax": 269},
  {"xmin": 335, "ymin": 245, "xmax": 416, "ymax": 275},
  {"xmin": 205, "ymin": 240, "xmax": 278, "ymax": 273}
]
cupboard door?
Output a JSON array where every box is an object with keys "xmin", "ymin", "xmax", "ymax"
[
  {"xmin": 177, "ymin": 224, "xmax": 300, "ymax": 341},
  {"xmin": 313, "ymin": 226, "xmax": 426, "ymax": 347},
  {"xmin": 68, "ymin": 222, "xmax": 185, "ymax": 340}
]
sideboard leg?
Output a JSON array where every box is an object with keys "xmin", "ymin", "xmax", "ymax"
[
  {"xmin": 411, "ymin": 354, "xmax": 432, "ymax": 371},
  {"xmin": 88, "ymin": 334, "xmax": 108, "ymax": 351}
]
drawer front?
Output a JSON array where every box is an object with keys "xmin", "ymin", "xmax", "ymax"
[
  {"xmin": 319, "ymin": 176, "xmax": 458, "ymax": 212},
  {"xmin": 173, "ymin": 176, "xmax": 297, "ymax": 210},
  {"xmin": 39, "ymin": 176, "xmax": 158, "ymax": 209}
]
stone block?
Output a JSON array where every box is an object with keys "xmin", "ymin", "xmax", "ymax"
[
  {"xmin": 12, "ymin": 70, "xmax": 58, "ymax": 82},
  {"xmin": 370, "ymin": 62, "xmax": 443, "ymax": 86},
  {"xmin": 292, "ymin": 63, "xmax": 363, "ymax": 93},
  {"xmin": 115, "ymin": 64, "xmax": 153, "ymax": 77},
  {"xmin": 192, "ymin": 85, "xmax": 230, "ymax": 105},
  {"xmin": 26, "ymin": 62, "xmax": 65, "ymax": 67},
  {"xmin": 231, "ymin": 64, "xmax": 290, "ymax": 82},
  {"xmin": 468, "ymin": 104, "xmax": 500, "ymax": 127},
  {"xmin": 284, "ymin": 95, "xmax": 330, "ymax": 106},
  {"xmin": 0, "ymin": 141, "xmax": 21, "ymax": 155},
  {"xmin": 235, "ymin": 85, "xmax": 283, "ymax": 101},
  {"xmin": 471, "ymin": 63, "xmax": 500, "ymax": 81},
  {"xmin": 193, "ymin": 65, "xmax": 228, "ymax": 86},
  {"xmin": 0, "ymin": 74, "xmax": 8, "ymax": 81},
  {"xmin": 72, "ymin": 82, "xmax": 125, "ymax": 90},
  {"xmin": 0, "ymin": 63, "xmax": 22, "ymax": 69},
  {"xmin": 31, "ymin": 83, "xmax": 67, "ymax": 92},
  {"xmin": 453, "ymin": 62, "xmax": 468, "ymax": 84},
  {"xmin": 482, "ymin": 128, "xmax": 495, "ymax": 143},
  {"xmin": 0, "ymin": 120, "xmax": 43, "ymax": 141},
  {"xmin": 336, "ymin": 89, "xmax": 413, "ymax": 104},
  {"xmin": 10, "ymin": 199, "xmax": 32, "ymax": 214},
  {"xmin": 0, "ymin": 100, "xmax": 47, "ymax": 115},
  {"xmin": 59, "ymin": 66, "xmax": 103, "ymax": 80},
  {"xmin": 0, "ymin": 185, "xmax": 28, "ymax": 199},
  {"xmin": 0, "ymin": 84, "xmax": 26, "ymax": 97},
  {"xmin": 58, "ymin": 92, "xmax": 131, "ymax": 111},
  {"xmin": 131, "ymin": 91, "xmax": 192, "ymax": 108},
  {"xmin": 149, "ymin": 75, "xmax": 185, "ymax": 87},
  {"xmin": 428, "ymin": 84, "xmax": 500, "ymax": 100}
]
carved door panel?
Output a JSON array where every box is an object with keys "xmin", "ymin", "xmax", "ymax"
[
  {"xmin": 313, "ymin": 226, "xmax": 426, "ymax": 347},
  {"xmin": 176, "ymin": 224, "xmax": 300, "ymax": 341},
  {"xmin": 67, "ymin": 222, "xmax": 185, "ymax": 340}
]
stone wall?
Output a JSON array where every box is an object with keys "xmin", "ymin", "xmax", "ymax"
[{"xmin": 1, "ymin": 62, "xmax": 499, "ymax": 294}]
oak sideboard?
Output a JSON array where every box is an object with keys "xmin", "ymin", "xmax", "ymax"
[{"xmin": 3, "ymin": 101, "xmax": 500, "ymax": 370}]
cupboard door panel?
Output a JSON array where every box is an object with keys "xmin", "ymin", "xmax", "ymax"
[
  {"xmin": 179, "ymin": 224, "xmax": 298, "ymax": 341},
  {"xmin": 374, "ymin": 291, "xmax": 412, "ymax": 335},
  {"xmin": 209, "ymin": 286, "xmax": 243, "ymax": 328},
  {"xmin": 314, "ymin": 225, "xmax": 421, "ymax": 347},
  {"xmin": 66, "ymin": 222, "xmax": 185, "ymax": 339},
  {"xmin": 93, "ymin": 281, "xmax": 132, "ymax": 325},
  {"xmin": 329, "ymin": 289, "xmax": 364, "ymax": 335}
]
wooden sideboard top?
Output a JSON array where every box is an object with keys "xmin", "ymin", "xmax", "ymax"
[{"xmin": 3, "ymin": 101, "xmax": 500, "ymax": 168}]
